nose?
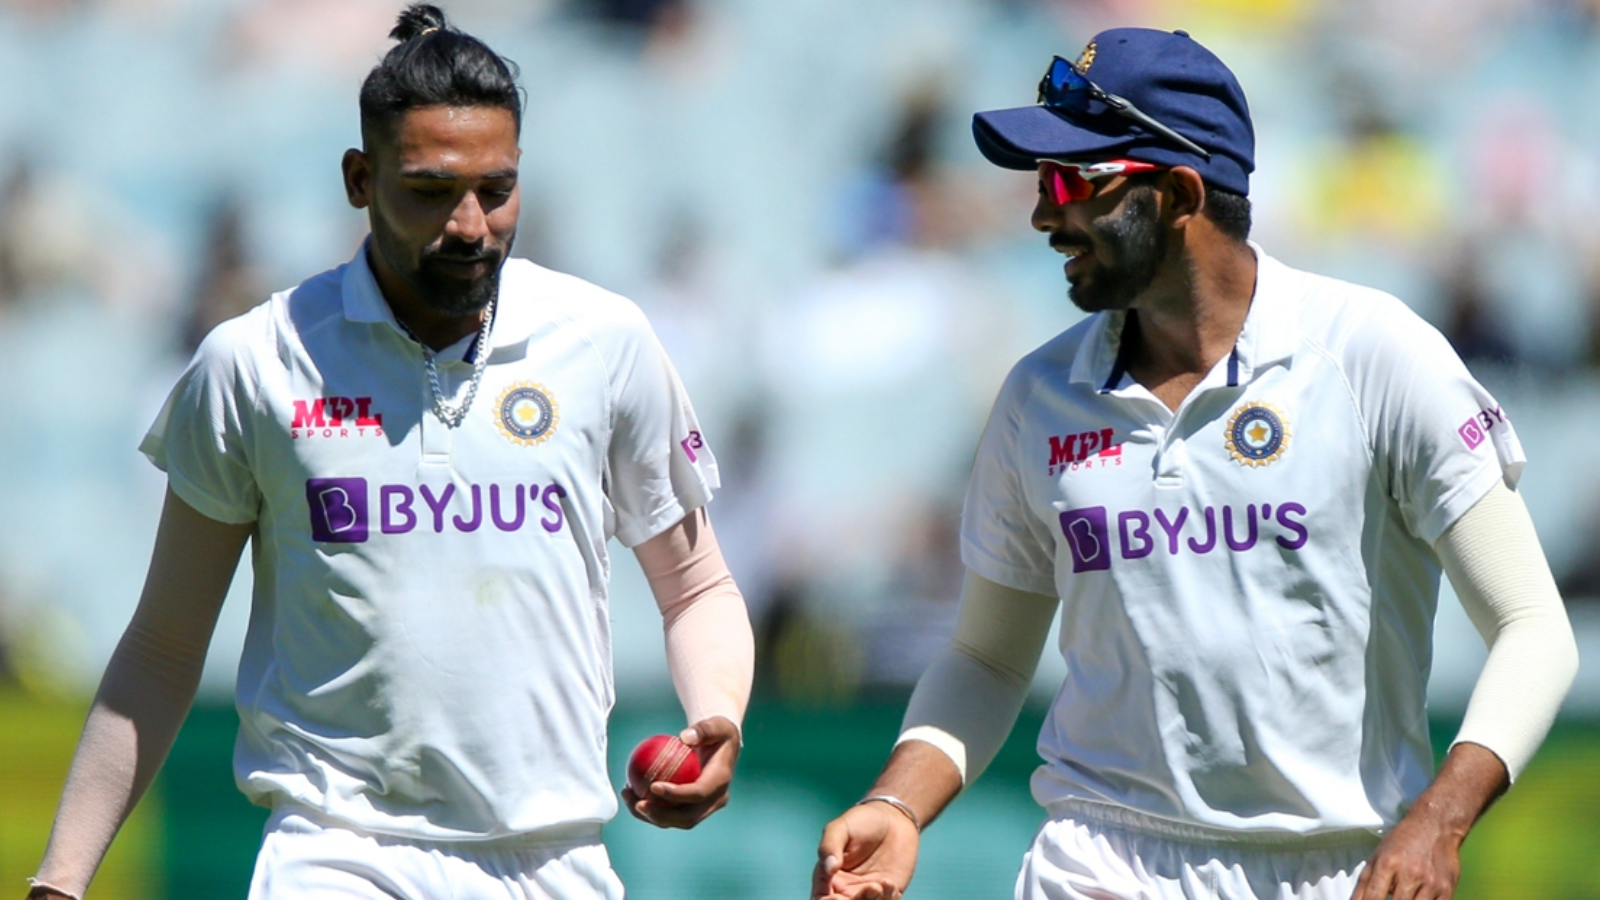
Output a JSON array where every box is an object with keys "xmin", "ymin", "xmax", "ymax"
[
  {"xmin": 445, "ymin": 191, "xmax": 490, "ymax": 243},
  {"xmin": 1031, "ymin": 190, "xmax": 1061, "ymax": 233}
]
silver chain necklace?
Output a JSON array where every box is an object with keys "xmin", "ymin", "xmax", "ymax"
[{"xmin": 402, "ymin": 297, "xmax": 497, "ymax": 429}]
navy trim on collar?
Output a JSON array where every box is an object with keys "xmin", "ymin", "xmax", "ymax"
[{"xmin": 1100, "ymin": 316, "xmax": 1135, "ymax": 393}]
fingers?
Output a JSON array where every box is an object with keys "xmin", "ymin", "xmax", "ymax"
[
  {"xmin": 680, "ymin": 714, "xmax": 741, "ymax": 749},
  {"xmin": 812, "ymin": 815, "xmax": 859, "ymax": 899},
  {"xmin": 625, "ymin": 770, "xmax": 729, "ymax": 829},
  {"xmin": 1355, "ymin": 845, "xmax": 1458, "ymax": 900},
  {"xmin": 645, "ymin": 747, "xmax": 732, "ymax": 805},
  {"xmin": 816, "ymin": 816, "xmax": 852, "ymax": 868},
  {"xmin": 810, "ymin": 845, "xmax": 841, "ymax": 899},
  {"xmin": 651, "ymin": 717, "xmax": 740, "ymax": 804},
  {"xmin": 623, "ymin": 716, "xmax": 744, "ymax": 830},
  {"xmin": 622, "ymin": 751, "xmax": 732, "ymax": 829},
  {"xmin": 619, "ymin": 785, "xmax": 653, "ymax": 825},
  {"xmin": 809, "ymin": 809, "xmax": 910, "ymax": 900},
  {"xmin": 1350, "ymin": 860, "xmax": 1387, "ymax": 900}
]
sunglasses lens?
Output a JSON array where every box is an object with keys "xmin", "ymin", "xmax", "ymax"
[
  {"xmin": 1040, "ymin": 58, "xmax": 1090, "ymax": 110},
  {"xmin": 1042, "ymin": 163, "xmax": 1092, "ymax": 205}
]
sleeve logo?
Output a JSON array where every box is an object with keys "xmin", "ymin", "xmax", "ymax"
[
  {"xmin": 495, "ymin": 382, "xmax": 560, "ymax": 446},
  {"xmin": 1457, "ymin": 406, "xmax": 1506, "ymax": 450},
  {"xmin": 1225, "ymin": 401, "xmax": 1290, "ymax": 467},
  {"xmin": 680, "ymin": 429, "xmax": 705, "ymax": 463}
]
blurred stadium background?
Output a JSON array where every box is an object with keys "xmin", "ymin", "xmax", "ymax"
[{"xmin": 2, "ymin": 0, "xmax": 1599, "ymax": 896}]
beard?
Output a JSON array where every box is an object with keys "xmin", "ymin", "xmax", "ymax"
[
  {"xmin": 369, "ymin": 212, "xmax": 513, "ymax": 318},
  {"xmin": 1062, "ymin": 187, "xmax": 1168, "ymax": 314},
  {"xmin": 414, "ymin": 245, "xmax": 506, "ymax": 316}
]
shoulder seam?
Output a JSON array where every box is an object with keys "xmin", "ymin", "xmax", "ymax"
[{"xmin": 1299, "ymin": 307, "xmax": 1377, "ymax": 469}]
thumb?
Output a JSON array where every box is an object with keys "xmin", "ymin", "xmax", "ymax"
[
  {"xmin": 817, "ymin": 815, "xmax": 853, "ymax": 866},
  {"xmin": 812, "ymin": 819, "xmax": 849, "ymax": 899},
  {"xmin": 681, "ymin": 715, "xmax": 739, "ymax": 747}
]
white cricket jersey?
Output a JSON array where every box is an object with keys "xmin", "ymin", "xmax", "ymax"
[
  {"xmin": 962, "ymin": 247, "xmax": 1524, "ymax": 836},
  {"xmin": 140, "ymin": 246, "xmax": 718, "ymax": 841}
]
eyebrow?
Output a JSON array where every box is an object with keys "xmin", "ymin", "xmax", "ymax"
[{"xmin": 398, "ymin": 168, "xmax": 519, "ymax": 181}]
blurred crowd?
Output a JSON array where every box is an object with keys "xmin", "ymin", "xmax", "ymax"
[{"xmin": 3, "ymin": 0, "xmax": 1600, "ymax": 707}]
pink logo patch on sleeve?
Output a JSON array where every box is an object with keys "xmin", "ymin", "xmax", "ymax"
[{"xmin": 1458, "ymin": 405, "xmax": 1508, "ymax": 450}]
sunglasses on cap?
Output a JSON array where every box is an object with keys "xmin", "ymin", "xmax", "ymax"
[
  {"xmin": 1037, "ymin": 56, "xmax": 1212, "ymax": 161},
  {"xmin": 1037, "ymin": 159, "xmax": 1163, "ymax": 205}
]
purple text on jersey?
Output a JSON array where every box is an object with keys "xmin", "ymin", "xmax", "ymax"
[
  {"xmin": 1058, "ymin": 503, "xmax": 1308, "ymax": 573},
  {"xmin": 306, "ymin": 478, "xmax": 567, "ymax": 543},
  {"xmin": 1457, "ymin": 405, "xmax": 1507, "ymax": 451}
]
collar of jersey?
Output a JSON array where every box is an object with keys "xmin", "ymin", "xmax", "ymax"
[
  {"xmin": 1072, "ymin": 243, "xmax": 1300, "ymax": 391},
  {"xmin": 338, "ymin": 240, "xmax": 541, "ymax": 354}
]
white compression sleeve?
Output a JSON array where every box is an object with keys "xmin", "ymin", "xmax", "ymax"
[
  {"xmin": 634, "ymin": 508, "xmax": 754, "ymax": 729},
  {"xmin": 897, "ymin": 572, "xmax": 1059, "ymax": 785},
  {"xmin": 1437, "ymin": 480, "xmax": 1579, "ymax": 780}
]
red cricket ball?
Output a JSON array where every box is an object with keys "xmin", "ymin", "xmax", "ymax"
[{"xmin": 626, "ymin": 733, "xmax": 701, "ymax": 797}]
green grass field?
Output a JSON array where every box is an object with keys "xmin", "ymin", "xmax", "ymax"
[{"xmin": 3, "ymin": 689, "xmax": 1596, "ymax": 899}]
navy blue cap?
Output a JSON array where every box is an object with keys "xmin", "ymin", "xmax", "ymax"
[{"xmin": 973, "ymin": 28, "xmax": 1255, "ymax": 195}]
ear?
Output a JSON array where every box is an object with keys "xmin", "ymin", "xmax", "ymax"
[
  {"xmin": 1165, "ymin": 166, "xmax": 1206, "ymax": 228},
  {"xmin": 342, "ymin": 148, "xmax": 372, "ymax": 210}
]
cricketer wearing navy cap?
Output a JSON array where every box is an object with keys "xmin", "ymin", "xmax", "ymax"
[
  {"xmin": 973, "ymin": 28, "xmax": 1254, "ymax": 194},
  {"xmin": 813, "ymin": 25, "xmax": 1576, "ymax": 900}
]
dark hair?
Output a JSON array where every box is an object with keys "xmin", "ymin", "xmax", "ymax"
[
  {"xmin": 358, "ymin": 3, "xmax": 523, "ymax": 146},
  {"xmin": 1203, "ymin": 185, "xmax": 1251, "ymax": 242}
]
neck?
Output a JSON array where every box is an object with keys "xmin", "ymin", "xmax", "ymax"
[
  {"xmin": 1123, "ymin": 238, "xmax": 1257, "ymax": 408},
  {"xmin": 366, "ymin": 244, "xmax": 486, "ymax": 352},
  {"xmin": 392, "ymin": 297, "xmax": 488, "ymax": 353}
]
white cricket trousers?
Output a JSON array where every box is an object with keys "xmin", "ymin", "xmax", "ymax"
[
  {"xmin": 248, "ymin": 808, "xmax": 626, "ymax": 900},
  {"xmin": 1016, "ymin": 803, "xmax": 1379, "ymax": 900}
]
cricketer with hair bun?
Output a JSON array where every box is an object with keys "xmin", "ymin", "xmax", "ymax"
[{"xmin": 26, "ymin": 5, "xmax": 753, "ymax": 898}]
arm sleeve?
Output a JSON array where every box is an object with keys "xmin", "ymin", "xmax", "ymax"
[
  {"xmin": 633, "ymin": 509, "xmax": 754, "ymax": 728},
  {"xmin": 603, "ymin": 305, "xmax": 719, "ymax": 547},
  {"xmin": 32, "ymin": 491, "xmax": 249, "ymax": 897},
  {"xmin": 896, "ymin": 571, "xmax": 1060, "ymax": 785},
  {"xmin": 1437, "ymin": 480, "xmax": 1579, "ymax": 780}
]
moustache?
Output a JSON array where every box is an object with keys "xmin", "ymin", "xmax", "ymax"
[{"xmin": 422, "ymin": 242, "xmax": 503, "ymax": 267}]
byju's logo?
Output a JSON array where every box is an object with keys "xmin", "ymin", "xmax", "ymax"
[
  {"xmin": 292, "ymin": 397, "xmax": 384, "ymax": 439},
  {"xmin": 1458, "ymin": 405, "xmax": 1507, "ymax": 450},
  {"xmin": 1059, "ymin": 507, "xmax": 1112, "ymax": 573},
  {"xmin": 305, "ymin": 478, "xmax": 568, "ymax": 543},
  {"xmin": 1048, "ymin": 428, "xmax": 1122, "ymax": 475},
  {"xmin": 1058, "ymin": 501, "xmax": 1310, "ymax": 570},
  {"xmin": 308, "ymin": 478, "xmax": 369, "ymax": 543}
]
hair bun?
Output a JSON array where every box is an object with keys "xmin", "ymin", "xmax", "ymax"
[{"xmin": 390, "ymin": 2, "xmax": 448, "ymax": 42}]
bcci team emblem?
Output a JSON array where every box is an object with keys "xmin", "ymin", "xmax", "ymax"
[
  {"xmin": 495, "ymin": 382, "xmax": 559, "ymax": 446},
  {"xmin": 1075, "ymin": 41, "xmax": 1097, "ymax": 71},
  {"xmin": 1225, "ymin": 401, "xmax": 1290, "ymax": 467}
]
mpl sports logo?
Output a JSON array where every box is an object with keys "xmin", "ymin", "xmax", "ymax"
[
  {"xmin": 292, "ymin": 396, "xmax": 384, "ymax": 440},
  {"xmin": 1048, "ymin": 428, "xmax": 1122, "ymax": 476},
  {"xmin": 306, "ymin": 477, "xmax": 568, "ymax": 543},
  {"xmin": 1058, "ymin": 501, "xmax": 1310, "ymax": 573},
  {"xmin": 1458, "ymin": 405, "xmax": 1508, "ymax": 450}
]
